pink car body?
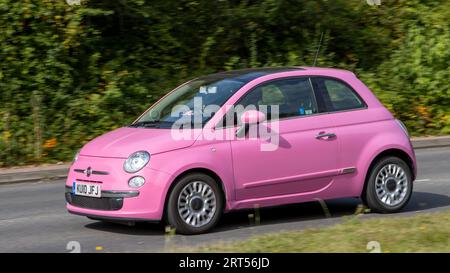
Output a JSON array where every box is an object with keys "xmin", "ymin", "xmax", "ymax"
[{"xmin": 66, "ymin": 67, "xmax": 416, "ymax": 225}]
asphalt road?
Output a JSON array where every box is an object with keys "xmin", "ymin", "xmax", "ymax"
[{"xmin": 1, "ymin": 147, "xmax": 449, "ymax": 253}]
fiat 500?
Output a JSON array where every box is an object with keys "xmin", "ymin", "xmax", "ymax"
[{"xmin": 66, "ymin": 67, "xmax": 416, "ymax": 234}]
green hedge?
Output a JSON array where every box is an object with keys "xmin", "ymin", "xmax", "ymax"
[{"xmin": 0, "ymin": 0, "xmax": 449, "ymax": 166}]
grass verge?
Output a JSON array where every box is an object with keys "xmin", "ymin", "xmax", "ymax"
[{"xmin": 183, "ymin": 211, "xmax": 450, "ymax": 253}]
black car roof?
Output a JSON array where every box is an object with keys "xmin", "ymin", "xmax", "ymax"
[{"xmin": 197, "ymin": 67, "xmax": 304, "ymax": 84}]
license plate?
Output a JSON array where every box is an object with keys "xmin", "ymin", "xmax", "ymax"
[{"xmin": 73, "ymin": 182, "xmax": 101, "ymax": 198}]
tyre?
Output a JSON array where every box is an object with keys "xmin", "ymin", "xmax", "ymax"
[
  {"xmin": 364, "ymin": 156, "xmax": 413, "ymax": 213},
  {"xmin": 166, "ymin": 173, "xmax": 223, "ymax": 234}
]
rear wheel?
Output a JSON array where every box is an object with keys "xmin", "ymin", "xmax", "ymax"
[
  {"xmin": 364, "ymin": 156, "xmax": 413, "ymax": 213},
  {"xmin": 166, "ymin": 173, "xmax": 223, "ymax": 234}
]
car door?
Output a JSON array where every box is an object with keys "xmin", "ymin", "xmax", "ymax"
[
  {"xmin": 229, "ymin": 77, "xmax": 339, "ymax": 201},
  {"xmin": 310, "ymin": 76, "xmax": 370, "ymax": 192}
]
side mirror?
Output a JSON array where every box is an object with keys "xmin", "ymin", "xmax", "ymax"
[
  {"xmin": 236, "ymin": 110, "xmax": 266, "ymax": 138},
  {"xmin": 240, "ymin": 110, "xmax": 266, "ymax": 125}
]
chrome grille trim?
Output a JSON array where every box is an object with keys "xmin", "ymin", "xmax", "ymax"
[{"xmin": 74, "ymin": 168, "xmax": 109, "ymax": 176}]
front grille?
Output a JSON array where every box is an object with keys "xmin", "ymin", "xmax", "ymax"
[{"xmin": 65, "ymin": 193, "xmax": 123, "ymax": 211}]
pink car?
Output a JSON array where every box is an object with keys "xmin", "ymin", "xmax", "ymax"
[{"xmin": 66, "ymin": 67, "xmax": 416, "ymax": 234}]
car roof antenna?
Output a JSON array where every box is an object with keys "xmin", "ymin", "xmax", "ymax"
[{"xmin": 312, "ymin": 31, "xmax": 324, "ymax": 67}]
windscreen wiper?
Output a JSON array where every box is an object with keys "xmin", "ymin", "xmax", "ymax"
[{"xmin": 129, "ymin": 120, "xmax": 173, "ymax": 128}]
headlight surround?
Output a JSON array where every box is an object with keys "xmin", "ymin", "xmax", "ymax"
[
  {"xmin": 395, "ymin": 119, "xmax": 409, "ymax": 138},
  {"xmin": 124, "ymin": 151, "xmax": 150, "ymax": 173},
  {"xmin": 128, "ymin": 176, "xmax": 146, "ymax": 188},
  {"xmin": 72, "ymin": 150, "xmax": 80, "ymax": 163}
]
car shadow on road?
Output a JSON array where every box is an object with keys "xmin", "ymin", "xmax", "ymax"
[
  {"xmin": 83, "ymin": 198, "xmax": 360, "ymax": 236},
  {"xmin": 83, "ymin": 191, "xmax": 450, "ymax": 236},
  {"xmin": 403, "ymin": 191, "xmax": 450, "ymax": 212},
  {"xmin": 83, "ymin": 198, "xmax": 361, "ymax": 236},
  {"xmin": 214, "ymin": 198, "xmax": 360, "ymax": 233}
]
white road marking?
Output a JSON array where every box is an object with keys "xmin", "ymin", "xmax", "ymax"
[{"xmin": 415, "ymin": 179, "xmax": 430, "ymax": 182}]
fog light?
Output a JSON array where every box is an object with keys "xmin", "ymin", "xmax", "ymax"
[{"xmin": 128, "ymin": 176, "xmax": 145, "ymax": 188}]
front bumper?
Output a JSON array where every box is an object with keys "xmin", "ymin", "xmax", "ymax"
[
  {"xmin": 68, "ymin": 210, "xmax": 159, "ymax": 223},
  {"xmin": 66, "ymin": 155, "xmax": 173, "ymax": 222},
  {"xmin": 65, "ymin": 186, "xmax": 139, "ymax": 211}
]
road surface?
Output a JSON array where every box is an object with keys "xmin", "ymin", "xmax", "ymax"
[{"xmin": 0, "ymin": 147, "xmax": 449, "ymax": 252}]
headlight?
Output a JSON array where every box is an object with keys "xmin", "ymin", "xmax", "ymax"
[
  {"xmin": 128, "ymin": 176, "xmax": 145, "ymax": 188},
  {"xmin": 124, "ymin": 151, "xmax": 150, "ymax": 173}
]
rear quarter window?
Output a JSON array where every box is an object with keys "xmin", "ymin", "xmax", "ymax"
[{"xmin": 313, "ymin": 77, "xmax": 366, "ymax": 112}]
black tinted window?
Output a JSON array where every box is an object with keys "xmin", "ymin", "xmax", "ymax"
[
  {"xmin": 312, "ymin": 78, "xmax": 365, "ymax": 112},
  {"xmin": 235, "ymin": 77, "xmax": 318, "ymax": 122}
]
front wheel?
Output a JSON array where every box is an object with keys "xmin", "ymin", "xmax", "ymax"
[
  {"xmin": 166, "ymin": 173, "xmax": 223, "ymax": 234},
  {"xmin": 364, "ymin": 156, "xmax": 413, "ymax": 213}
]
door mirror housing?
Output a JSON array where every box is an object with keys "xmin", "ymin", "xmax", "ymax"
[
  {"xmin": 240, "ymin": 110, "xmax": 266, "ymax": 125},
  {"xmin": 236, "ymin": 110, "xmax": 266, "ymax": 138}
]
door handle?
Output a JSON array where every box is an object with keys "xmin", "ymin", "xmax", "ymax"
[{"xmin": 316, "ymin": 132, "xmax": 336, "ymax": 139}]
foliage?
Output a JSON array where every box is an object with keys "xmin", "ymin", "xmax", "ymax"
[
  {"xmin": 0, "ymin": 0, "xmax": 449, "ymax": 166},
  {"xmin": 358, "ymin": 1, "xmax": 450, "ymax": 135}
]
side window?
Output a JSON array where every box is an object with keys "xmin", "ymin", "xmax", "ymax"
[
  {"xmin": 234, "ymin": 77, "xmax": 318, "ymax": 123},
  {"xmin": 313, "ymin": 77, "xmax": 365, "ymax": 112}
]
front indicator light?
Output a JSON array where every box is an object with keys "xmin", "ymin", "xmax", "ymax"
[{"xmin": 128, "ymin": 176, "xmax": 145, "ymax": 188}]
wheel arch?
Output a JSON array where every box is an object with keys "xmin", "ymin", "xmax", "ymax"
[
  {"xmin": 162, "ymin": 167, "xmax": 228, "ymax": 221},
  {"xmin": 361, "ymin": 148, "xmax": 416, "ymax": 199}
]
